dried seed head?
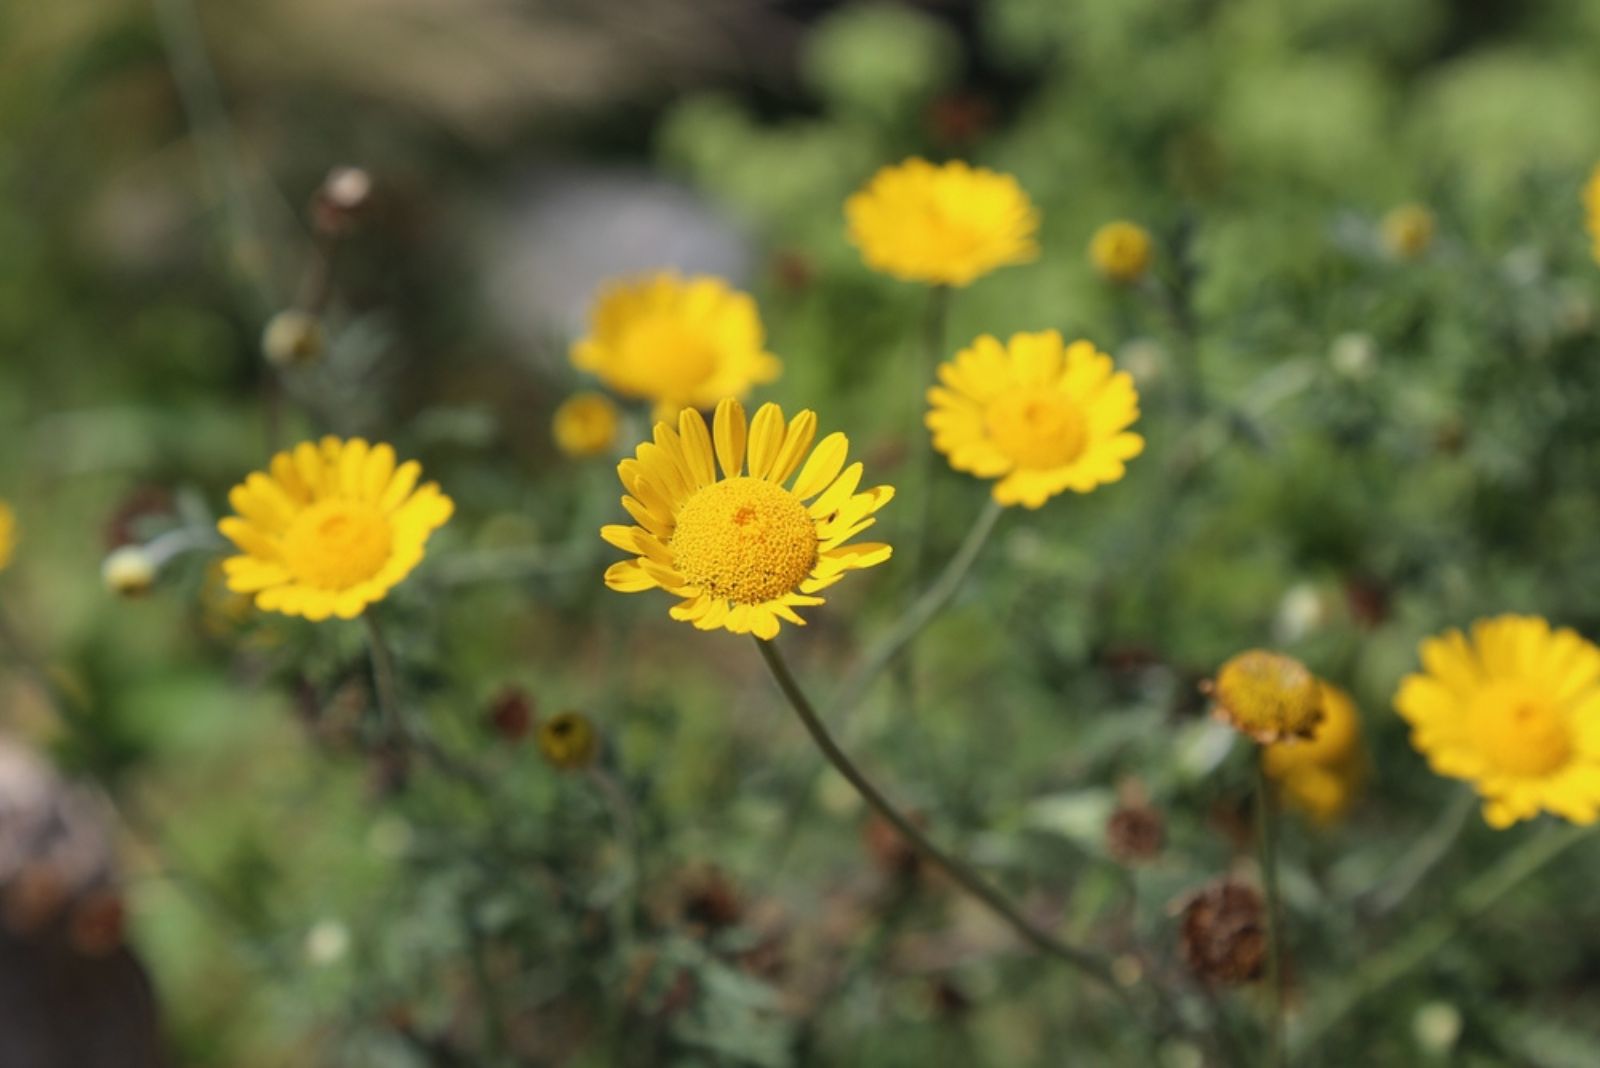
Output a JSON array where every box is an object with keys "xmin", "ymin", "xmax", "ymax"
[
  {"xmin": 487, "ymin": 687, "xmax": 533, "ymax": 742},
  {"xmin": 1106, "ymin": 803, "xmax": 1165, "ymax": 865},
  {"xmin": 1177, "ymin": 880, "xmax": 1267, "ymax": 986}
]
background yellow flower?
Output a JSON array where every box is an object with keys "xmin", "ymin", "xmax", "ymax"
[
  {"xmin": 0, "ymin": 501, "xmax": 14, "ymax": 572},
  {"xmin": 1088, "ymin": 220, "xmax": 1153, "ymax": 283},
  {"xmin": 218, "ymin": 437, "xmax": 454, "ymax": 621},
  {"xmin": 1264, "ymin": 682, "xmax": 1365, "ymax": 824},
  {"xmin": 926, "ymin": 330, "xmax": 1143, "ymax": 508},
  {"xmin": 571, "ymin": 273, "xmax": 780, "ymax": 419},
  {"xmin": 552, "ymin": 391, "xmax": 620, "ymax": 458},
  {"xmin": 1585, "ymin": 165, "xmax": 1600, "ymax": 264},
  {"xmin": 1395, "ymin": 615, "xmax": 1600, "ymax": 828},
  {"xmin": 846, "ymin": 158, "xmax": 1039, "ymax": 286},
  {"xmin": 602, "ymin": 399, "xmax": 892, "ymax": 640},
  {"xmin": 1381, "ymin": 203, "xmax": 1435, "ymax": 260}
]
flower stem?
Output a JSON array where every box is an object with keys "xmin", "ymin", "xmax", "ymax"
[
  {"xmin": 836, "ymin": 496, "xmax": 1004, "ymax": 715},
  {"xmin": 1291, "ymin": 822, "xmax": 1593, "ymax": 1055},
  {"xmin": 362, "ymin": 611, "xmax": 407, "ymax": 753},
  {"xmin": 1361, "ymin": 789, "xmax": 1475, "ymax": 918},
  {"xmin": 1255, "ymin": 754, "xmax": 1286, "ymax": 1068},
  {"xmin": 755, "ymin": 637, "xmax": 1124, "ymax": 994},
  {"xmin": 903, "ymin": 284, "xmax": 950, "ymax": 585}
]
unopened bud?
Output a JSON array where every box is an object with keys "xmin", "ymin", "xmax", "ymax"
[
  {"xmin": 102, "ymin": 545, "xmax": 157, "ymax": 597},
  {"xmin": 261, "ymin": 310, "xmax": 325, "ymax": 368},
  {"xmin": 313, "ymin": 166, "xmax": 373, "ymax": 235},
  {"xmin": 537, "ymin": 710, "xmax": 597, "ymax": 770}
]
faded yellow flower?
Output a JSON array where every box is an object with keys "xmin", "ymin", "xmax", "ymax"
[
  {"xmin": 1088, "ymin": 221, "xmax": 1153, "ymax": 283},
  {"xmin": 218, "ymin": 437, "xmax": 453, "ymax": 621},
  {"xmin": 571, "ymin": 273, "xmax": 780, "ymax": 419},
  {"xmin": 553, "ymin": 392, "xmax": 620, "ymax": 458},
  {"xmin": 926, "ymin": 330, "xmax": 1143, "ymax": 508},
  {"xmin": 1263, "ymin": 682, "xmax": 1365, "ymax": 824},
  {"xmin": 846, "ymin": 158, "xmax": 1039, "ymax": 286},
  {"xmin": 1395, "ymin": 615, "xmax": 1600, "ymax": 828},
  {"xmin": 1209, "ymin": 650, "xmax": 1323, "ymax": 744},
  {"xmin": 602, "ymin": 399, "xmax": 893, "ymax": 640}
]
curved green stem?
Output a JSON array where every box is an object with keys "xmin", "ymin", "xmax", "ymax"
[
  {"xmin": 362, "ymin": 611, "xmax": 407, "ymax": 752},
  {"xmin": 1362, "ymin": 789, "xmax": 1475, "ymax": 918},
  {"xmin": 1292, "ymin": 822, "xmax": 1593, "ymax": 1055},
  {"xmin": 835, "ymin": 496, "xmax": 1004, "ymax": 716},
  {"xmin": 755, "ymin": 637, "xmax": 1123, "ymax": 994}
]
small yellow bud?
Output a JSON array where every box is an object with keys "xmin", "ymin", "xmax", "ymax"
[
  {"xmin": 1380, "ymin": 203, "xmax": 1435, "ymax": 261},
  {"xmin": 102, "ymin": 545, "xmax": 157, "ymax": 597},
  {"xmin": 0, "ymin": 501, "xmax": 15, "ymax": 573},
  {"xmin": 552, "ymin": 392, "xmax": 620, "ymax": 459},
  {"xmin": 1206, "ymin": 650, "xmax": 1322, "ymax": 744},
  {"xmin": 537, "ymin": 711, "xmax": 598, "ymax": 770},
  {"xmin": 261, "ymin": 310, "xmax": 325, "ymax": 368},
  {"xmin": 1088, "ymin": 221, "xmax": 1153, "ymax": 284}
]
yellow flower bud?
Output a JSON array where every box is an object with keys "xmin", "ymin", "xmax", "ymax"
[
  {"xmin": 1380, "ymin": 203, "xmax": 1434, "ymax": 261},
  {"xmin": 537, "ymin": 711, "xmax": 597, "ymax": 770},
  {"xmin": 261, "ymin": 310, "xmax": 325, "ymax": 368},
  {"xmin": 1088, "ymin": 221, "xmax": 1153, "ymax": 283}
]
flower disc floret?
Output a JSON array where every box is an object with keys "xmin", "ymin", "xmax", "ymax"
[
  {"xmin": 1395, "ymin": 615, "xmax": 1600, "ymax": 828},
  {"xmin": 601, "ymin": 399, "xmax": 893, "ymax": 640}
]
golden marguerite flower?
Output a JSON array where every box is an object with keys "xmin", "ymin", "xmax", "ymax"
[
  {"xmin": 218, "ymin": 437, "xmax": 454, "ymax": 621},
  {"xmin": 1395, "ymin": 615, "xmax": 1600, "ymax": 829},
  {"xmin": 1088, "ymin": 221, "xmax": 1153, "ymax": 283},
  {"xmin": 571, "ymin": 273, "xmax": 781, "ymax": 419},
  {"xmin": 1584, "ymin": 165, "xmax": 1600, "ymax": 264},
  {"xmin": 1208, "ymin": 650, "xmax": 1323, "ymax": 744},
  {"xmin": 552, "ymin": 391, "xmax": 620, "ymax": 458},
  {"xmin": 0, "ymin": 502, "xmax": 14, "ymax": 572},
  {"xmin": 926, "ymin": 330, "xmax": 1144, "ymax": 509},
  {"xmin": 1263, "ymin": 682, "xmax": 1365, "ymax": 824},
  {"xmin": 602, "ymin": 399, "xmax": 893, "ymax": 640},
  {"xmin": 846, "ymin": 158, "xmax": 1040, "ymax": 287},
  {"xmin": 1381, "ymin": 203, "xmax": 1435, "ymax": 261}
]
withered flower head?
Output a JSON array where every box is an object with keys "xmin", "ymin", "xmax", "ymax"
[
  {"xmin": 1106, "ymin": 803, "xmax": 1165, "ymax": 865},
  {"xmin": 1206, "ymin": 649, "xmax": 1323, "ymax": 743},
  {"xmin": 1177, "ymin": 880, "xmax": 1267, "ymax": 986}
]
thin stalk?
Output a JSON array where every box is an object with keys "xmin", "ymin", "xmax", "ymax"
[
  {"xmin": 836, "ymin": 496, "xmax": 1004, "ymax": 716},
  {"xmin": 755, "ymin": 638, "xmax": 1125, "ymax": 995},
  {"xmin": 903, "ymin": 284, "xmax": 950, "ymax": 585},
  {"xmin": 1292, "ymin": 822, "xmax": 1593, "ymax": 1055},
  {"xmin": 1362, "ymin": 789, "xmax": 1475, "ymax": 917},
  {"xmin": 362, "ymin": 611, "xmax": 408, "ymax": 755},
  {"xmin": 1255, "ymin": 755, "xmax": 1286, "ymax": 1068}
]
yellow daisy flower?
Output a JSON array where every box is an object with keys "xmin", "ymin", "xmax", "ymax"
[
  {"xmin": 1395, "ymin": 614, "xmax": 1600, "ymax": 829},
  {"xmin": 1263, "ymin": 682, "xmax": 1365, "ymax": 824},
  {"xmin": 1380, "ymin": 203, "xmax": 1435, "ymax": 261},
  {"xmin": 1584, "ymin": 164, "xmax": 1600, "ymax": 264},
  {"xmin": 1208, "ymin": 650, "xmax": 1323, "ymax": 744},
  {"xmin": 571, "ymin": 273, "xmax": 781, "ymax": 419},
  {"xmin": 846, "ymin": 158, "xmax": 1040, "ymax": 287},
  {"xmin": 0, "ymin": 501, "xmax": 15, "ymax": 572},
  {"xmin": 552, "ymin": 391, "xmax": 620, "ymax": 458},
  {"xmin": 926, "ymin": 330, "xmax": 1144, "ymax": 509},
  {"xmin": 218, "ymin": 437, "xmax": 454, "ymax": 621},
  {"xmin": 602, "ymin": 399, "xmax": 893, "ymax": 640},
  {"xmin": 1088, "ymin": 221, "xmax": 1153, "ymax": 283}
]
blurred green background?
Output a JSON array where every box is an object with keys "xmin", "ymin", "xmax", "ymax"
[{"xmin": 3, "ymin": 0, "xmax": 1600, "ymax": 1064}]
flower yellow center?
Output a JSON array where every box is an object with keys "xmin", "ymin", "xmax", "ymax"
[
  {"xmin": 984, "ymin": 389, "xmax": 1087, "ymax": 469},
  {"xmin": 1470, "ymin": 681, "xmax": 1572, "ymax": 777},
  {"xmin": 621, "ymin": 317, "xmax": 719, "ymax": 397},
  {"xmin": 282, "ymin": 499, "xmax": 393, "ymax": 591},
  {"xmin": 670, "ymin": 477, "xmax": 818, "ymax": 604}
]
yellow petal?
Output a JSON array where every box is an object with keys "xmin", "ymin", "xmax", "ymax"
[{"xmin": 713, "ymin": 397, "xmax": 746, "ymax": 479}]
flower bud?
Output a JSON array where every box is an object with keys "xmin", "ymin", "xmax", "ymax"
[
  {"xmin": 1089, "ymin": 220, "xmax": 1153, "ymax": 284},
  {"xmin": 1106, "ymin": 803, "xmax": 1165, "ymax": 865},
  {"xmin": 102, "ymin": 545, "xmax": 157, "ymax": 597},
  {"xmin": 537, "ymin": 710, "xmax": 598, "ymax": 770},
  {"xmin": 1381, "ymin": 203, "xmax": 1434, "ymax": 260},
  {"xmin": 552, "ymin": 392, "xmax": 619, "ymax": 459},
  {"xmin": 261, "ymin": 309, "xmax": 325, "ymax": 368},
  {"xmin": 313, "ymin": 166, "xmax": 373, "ymax": 236}
]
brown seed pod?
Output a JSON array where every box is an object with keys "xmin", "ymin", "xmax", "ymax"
[
  {"xmin": 1177, "ymin": 880, "xmax": 1267, "ymax": 986},
  {"xmin": 1106, "ymin": 803, "xmax": 1165, "ymax": 865}
]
